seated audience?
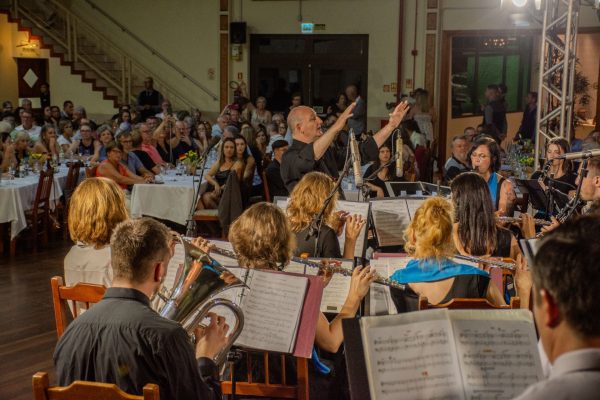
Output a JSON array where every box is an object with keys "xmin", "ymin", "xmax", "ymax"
[
  {"xmin": 199, "ymin": 137, "xmax": 243, "ymax": 209},
  {"xmin": 389, "ymin": 197, "xmax": 530, "ymax": 312},
  {"xmin": 91, "ymin": 124, "xmax": 114, "ymax": 163},
  {"xmin": 139, "ymin": 122, "xmax": 165, "ymax": 166},
  {"xmin": 514, "ymin": 216, "xmax": 600, "ymax": 400},
  {"xmin": 233, "ymin": 134, "xmax": 256, "ymax": 184},
  {"xmin": 265, "ymin": 139, "xmax": 289, "ymax": 198},
  {"xmin": 64, "ymin": 177, "xmax": 128, "ymax": 289},
  {"xmin": 463, "ymin": 126, "xmax": 476, "ymax": 144},
  {"xmin": 248, "ymin": 96, "xmax": 272, "ymax": 129},
  {"xmin": 73, "ymin": 123, "xmax": 100, "ymax": 158},
  {"xmin": 451, "ymin": 172, "xmax": 520, "ymax": 259},
  {"xmin": 211, "ymin": 115, "xmax": 229, "ymax": 138},
  {"xmin": 0, "ymin": 124, "xmax": 13, "ymax": 172},
  {"xmin": 96, "ymin": 141, "xmax": 150, "ymax": 189},
  {"xmin": 57, "ymin": 120, "xmax": 77, "ymax": 154},
  {"xmin": 12, "ymin": 110, "xmax": 41, "ymax": 143},
  {"xmin": 468, "ymin": 135, "xmax": 515, "ymax": 215},
  {"xmin": 363, "ymin": 143, "xmax": 404, "ymax": 197},
  {"xmin": 266, "ymin": 122, "xmax": 284, "ymax": 153},
  {"xmin": 117, "ymin": 132, "xmax": 154, "ymax": 178},
  {"xmin": 12, "ymin": 131, "xmax": 31, "ymax": 166},
  {"xmin": 32, "ymin": 124, "xmax": 60, "ymax": 161},
  {"xmin": 130, "ymin": 130, "xmax": 160, "ymax": 175},
  {"xmin": 172, "ymin": 120, "xmax": 200, "ymax": 159},
  {"xmin": 287, "ymin": 171, "xmax": 365, "ymax": 259},
  {"xmin": 54, "ymin": 218, "xmax": 227, "ymax": 400},
  {"xmin": 444, "ymin": 135, "xmax": 470, "ymax": 184}
]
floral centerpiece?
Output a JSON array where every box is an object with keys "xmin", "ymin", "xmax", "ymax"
[
  {"xmin": 29, "ymin": 153, "xmax": 44, "ymax": 172},
  {"xmin": 179, "ymin": 150, "xmax": 200, "ymax": 175}
]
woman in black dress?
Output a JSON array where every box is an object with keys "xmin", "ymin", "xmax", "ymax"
[
  {"xmin": 362, "ymin": 143, "xmax": 403, "ymax": 197},
  {"xmin": 286, "ymin": 171, "xmax": 366, "ymax": 259},
  {"xmin": 198, "ymin": 138, "xmax": 243, "ymax": 209}
]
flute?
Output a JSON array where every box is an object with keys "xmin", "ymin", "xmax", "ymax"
[
  {"xmin": 453, "ymin": 254, "xmax": 516, "ymax": 271},
  {"xmin": 209, "ymin": 244, "xmax": 406, "ymax": 290},
  {"xmin": 497, "ymin": 216, "xmax": 551, "ymax": 226}
]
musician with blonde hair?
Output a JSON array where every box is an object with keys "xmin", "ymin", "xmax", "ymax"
[
  {"xmin": 287, "ymin": 171, "xmax": 365, "ymax": 259},
  {"xmin": 64, "ymin": 177, "xmax": 128, "ymax": 289},
  {"xmin": 389, "ymin": 197, "xmax": 531, "ymax": 312}
]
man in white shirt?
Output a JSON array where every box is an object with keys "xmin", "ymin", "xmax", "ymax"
[
  {"xmin": 514, "ymin": 216, "xmax": 600, "ymax": 400},
  {"xmin": 12, "ymin": 110, "xmax": 41, "ymax": 143}
]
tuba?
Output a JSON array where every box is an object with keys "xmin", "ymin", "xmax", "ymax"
[{"xmin": 154, "ymin": 235, "xmax": 245, "ymax": 366}]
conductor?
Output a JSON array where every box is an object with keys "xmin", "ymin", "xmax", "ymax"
[{"xmin": 281, "ymin": 101, "xmax": 410, "ymax": 193}]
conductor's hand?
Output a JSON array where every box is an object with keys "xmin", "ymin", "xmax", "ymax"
[
  {"xmin": 388, "ymin": 101, "xmax": 410, "ymax": 128},
  {"xmin": 344, "ymin": 214, "xmax": 366, "ymax": 241},
  {"xmin": 195, "ymin": 312, "xmax": 229, "ymax": 360},
  {"xmin": 331, "ymin": 102, "xmax": 356, "ymax": 132},
  {"xmin": 347, "ymin": 266, "xmax": 376, "ymax": 302}
]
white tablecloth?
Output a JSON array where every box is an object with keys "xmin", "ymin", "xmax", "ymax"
[
  {"xmin": 0, "ymin": 167, "xmax": 78, "ymax": 239},
  {"xmin": 130, "ymin": 174, "xmax": 206, "ymax": 226}
]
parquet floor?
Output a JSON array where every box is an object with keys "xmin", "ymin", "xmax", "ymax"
[{"xmin": 0, "ymin": 236, "xmax": 69, "ymax": 400}]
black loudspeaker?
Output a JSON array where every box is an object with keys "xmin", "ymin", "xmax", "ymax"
[{"xmin": 230, "ymin": 22, "xmax": 247, "ymax": 44}]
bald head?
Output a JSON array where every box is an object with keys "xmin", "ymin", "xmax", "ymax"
[{"xmin": 288, "ymin": 106, "xmax": 322, "ymax": 144}]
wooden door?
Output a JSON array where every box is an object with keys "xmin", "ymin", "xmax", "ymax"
[{"xmin": 16, "ymin": 58, "xmax": 48, "ymax": 110}]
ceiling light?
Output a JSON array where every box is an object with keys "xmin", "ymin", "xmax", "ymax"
[{"xmin": 512, "ymin": 0, "xmax": 528, "ymax": 7}]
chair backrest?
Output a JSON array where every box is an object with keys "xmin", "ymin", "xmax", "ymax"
[
  {"xmin": 33, "ymin": 372, "xmax": 159, "ymax": 400},
  {"xmin": 32, "ymin": 168, "xmax": 55, "ymax": 218},
  {"xmin": 261, "ymin": 170, "xmax": 271, "ymax": 202},
  {"xmin": 85, "ymin": 165, "xmax": 98, "ymax": 178},
  {"xmin": 64, "ymin": 162, "xmax": 82, "ymax": 202},
  {"xmin": 221, "ymin": 352, "xmax": 309, "ymax": 399},
  {"xmin": 418, "ymin": 296, "xmax": 520, "ymax": 310},
  {"xmin": 51, "ymin": 276, "xmax": 106, "ymax": 338}
]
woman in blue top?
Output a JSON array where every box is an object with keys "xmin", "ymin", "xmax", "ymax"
[
  {"xmin": 92, "ymin": 125, "xmax": 114, "ymax": 163},
  {"xmin": 389, "ymin": 197, "xmax": 514, "ymax": 312},
  {"xmin": 468, "ymin": 135, "xmax": 515, "ymax": 215}
]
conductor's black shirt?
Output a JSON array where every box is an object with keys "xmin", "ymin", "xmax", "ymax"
[
  {"xmin": 281, "ymin": 136, "xmax": 379, "ymax": 193},
  {"xmin": 54, "ymin": 287, "xmax": 221, "ymax": 400}
]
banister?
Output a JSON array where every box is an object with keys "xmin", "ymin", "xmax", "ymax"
[{"xmin": 81, "ymin": 0, "xmax": 218, "ymax": 101}]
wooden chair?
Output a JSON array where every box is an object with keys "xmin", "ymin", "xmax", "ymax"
[
  {"xmin": 418, "ymin": 296, "xmax": 521, "ymax": 310},
  {"xmin": 61, "ymin": 161, "xmax": 82, "ymax": 239},
  {"xmin": 10, "ymin": 168, "xmax": 55, "ymax": 255},
  {"xmin": 85, "ymin": 165, "xmax": 98, "ymax": 178},
  {"xmin": 193, "ymin": 209, "xmax": 225, "ymax": 238},
  {"xmin": 221, "ymin": 352, "xmax": 309, "ymax": 399},
  {"xmin": 33, "ymin": 371, "xmax": 159, "ymax": 400},
  {"xmin": 51, "ymin": 276, "xmax": 106, "ymax": 338},
  {"xmin": 261, "ymin": 170, "xmax": 271, "ymax": 203}
]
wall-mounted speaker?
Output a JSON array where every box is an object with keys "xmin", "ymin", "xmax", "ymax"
[{"xmin": 230, "ymin": 22, "xmax": 247, "ymax": 44}]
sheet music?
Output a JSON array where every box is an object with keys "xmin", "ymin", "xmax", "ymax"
[
  {"xmin": 284, "ymin": 259, "xmax": 352, "ymax": 313},
  {"xmin": 368, "ymin": 257, "xmax": 412, "ymax": 316},
  {"xmin": 235, "ymin": 270, "xmax": 308, "ymax": 353},
  {"xmin": 406, "ymin": 198, "xmax": 426, "ymax": 220},
  {"xmin": 165, "ymin": 243, "xmax": 186, "ymax": 293},
  {"xmin": 361, "ymin": 310, "xmax": 464, "ymax": 400},
  {"xmin": 336, "ymin": 200, "xmax": 370, "ymax": 258},
  {"xmin": 450, "ymin": 310, "xmax": 543, "ymax": 399},
  {"xmin": 370, "ymin": 199, "xmax": 411, "ymax": 246}
]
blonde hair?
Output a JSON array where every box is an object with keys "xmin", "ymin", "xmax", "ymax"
[
  {"xmin": 404, "ymin": 197, "xmax": 455, "ymax": 259},
  {"xmin": 229, "ymin": 202, "xmax": 296, "ymax": 270},
  {"xmin": 68, "ymin": 177, "xmax": 128, "ymax": 246},
  {"xmin": 287, "ymin": 171, "xmax": 338, "ymax": 233}
]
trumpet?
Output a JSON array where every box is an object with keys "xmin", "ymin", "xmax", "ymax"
[
  {"xmin": 497, "ymin": 216, "xmax": 552, "ymax": 226},
  {"xmin": 153, "ymin": 235, "xmax": 245, "ymax": 366},
  {"xmin": 209, "ymin": 244, "xmax": 406, "ymax": 290},
  {"xmin": 453, "ymin": 254, "xmax": 516, "ymax": 271}
]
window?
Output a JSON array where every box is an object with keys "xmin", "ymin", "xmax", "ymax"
[{"xmin": 451, "ymin": 35, "xmax": 533, "ymax": 118}]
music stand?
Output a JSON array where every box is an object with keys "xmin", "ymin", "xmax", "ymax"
[
  {"xmin": 384, "ymin": 181, "xmax": 426, "ymax": 197},
  {"xmin": 514, "ymin": 179, "xmax": 549, "ymax": 212}
]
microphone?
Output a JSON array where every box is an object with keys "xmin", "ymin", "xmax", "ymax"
[
  {"xmin": 202, "ymin": 136, "xmax": 222, "ymax": 157},
  {"xmin": 556, "ymin": 149, "xmax": 600, "ymax": 160},
  {"xmin": 395, "ymin": 134, "xmax": 403, "ymax": 178},
  {"xmin": 349, "ymin": 129, "xmax": 363, "ymax": 188}
]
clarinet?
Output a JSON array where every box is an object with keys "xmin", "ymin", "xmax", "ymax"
[{"xmin": 209, "ymin": 244, "xmax": 406, "ymax": 290}]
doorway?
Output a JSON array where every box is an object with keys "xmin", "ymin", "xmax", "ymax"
[
  {"xmin": 250, "ymin": 34, "xmax": 369, "ymax": 115},
  {"xmin": 16, "ymin": 58, "xmax": 48, "ymax": 110}
]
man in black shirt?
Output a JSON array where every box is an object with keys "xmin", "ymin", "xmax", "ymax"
[
  {"xmin": 444, "ymin": 135, "xmax": 470, "ymax": 184},
  {"xmin": 54, "ymin": 218, "xmax": 229, "ymax": 400},
  {"xmin": 137, "ymin": 77, "xmax": 164, "ymax": 121},
  {"xmin": 515, "ymin": 91, "xmax": 537, "ymax": 142},
  {"xmin": 281, "ymin": 102, "xmax": 409, "ymax": 193},
  {"xmin": 131, "ymin": 130, "xmax": 160, "ymax": 175},
  {"xmin": 265, "ymin": 139, "xmax": 289, "ymax": 198}
]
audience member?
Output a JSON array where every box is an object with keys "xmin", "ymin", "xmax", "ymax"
[
  {"xmin": 96, "ymin": 141, "xmax": 150, "ymax": 189},
  {"xmin": 61, "ymin": 100, "xmax": 74, "ymax": 120},
  {"xmin": 172, "ymin": 120, "xmax": 200, "ymax": 159},
  {"xmin": 117, "ymin": 132, "xmax": 154, "ymax": 178},
  {"xmin": 73, "ymin": 123, "xmax": 99, "ymax": 158},
  {"xmin": 199, "ymin": 137, "xmax": 243, "ymax": 210},
  {"xmin": 482, "ymin": 84, "xmax": 506, "ymax": 138},
  {"xmin": 92, "ymin": 124, "xmax": 114, "ymax": 163},
  {"xmin": 408, "ymin": 89, "xmax": 435, "ymax": 145},
  {"xmin": 248, "ymin": 96, "xmax": 272, "ymax": 128},
  {"xmin": 130, "ymin": 130, "xmax": 160, "ymax": 175},
  {"xmin": 463, "ymin": 126, "xmax": 476, "ymax": 143},
  {"xmin": 444, "ymin": 135, "xmax": 470, "ymax": 183},
  {"xmin": 265, "ymin": 139, "xmax": 289, "ymax": 198},
  {"xmin": 39, "ymin": 82, "xmax": 51, "ymax": 109},
  {"xmin": 12, "ymin": 110, "xmax": 41, "ymax": 143},
  {"xmin": 32, "ymin": 124, "xmax": 60, "ymax": 161},
  {"xmin": 136, "ymin": 77, "xmax": 163, "ymax": 121},
  {"xmin": 155, "ymin": 99, "xmax": 171, "ymax": 120},
  {"xmin": 284, "ymin": 92, "xmax": 303, "ymax": 119},
  {"xmin": 345, "ymin": 84, "xmax": 366, "ymax": 135},
  {"xmin": 211, "ymin": 115, "xmax": 229, "ymax": 138},
  {"xmin": 515, "ymin": 91, "xmax": 538, "ymax": 142},
  {"xmin": 265, "ymin": 122, "xmax": 284, "ymax": 153},
  {"xmin": 138, "ymin": 122, "xmax": 164, "ymax": 165},
  {"xmin": 2, "ymin": 100, "xmax": 13, "ymax": 114},
  {"xmin": 326, "ymin": 93, "xmax": 348, "ymax": 117}
]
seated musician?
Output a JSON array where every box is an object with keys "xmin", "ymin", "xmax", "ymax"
[
  {"xmin": 389, "ymin": 197, "xmax": 531, "ymax": 312},
  {"xmin": 468, "ymin": 135, "xmax": 515, "ymax": 215},
  {"xmin": 450, "ymin": 172, "xmax": 520, "ymax": 259},
  {"xmin": 287, "ymin": 171, "xmax": 366, "ymax": 259},
  {"xmin": 96, "ymin": 141, "xmax": 151, "ymax": 189},
  {"xmin": 530, "ymin": 137, "xmax": 577, "ymax": 196},
  {"xmin": 64, "ymin": 178, "xmax": 128, "ymax": 291},
  {"xmin": 362, "ymin": 143, "xmax": 405, "ymax": 197},
  {"xmin": 54, "ymin": 218, "xmax": 228, "ymax": 400},
  {"xmin": 227, "ymin": 202, "xmax": 375, "ymax": 398}
]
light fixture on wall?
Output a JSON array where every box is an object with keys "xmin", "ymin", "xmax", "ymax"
[{"xmin": 16, "ymin": 39, "xmax": 39, "ymax": 50}]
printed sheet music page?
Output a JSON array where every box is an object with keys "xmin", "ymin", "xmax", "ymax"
[
  {"xmin": 370, "ymin": 199, "xmax": 411, "ymax": 246},
  {"xmin": 449, "ymin": 309, "xmax": 543, "ymax": 399},
  {"xmin": 361, "ymin": 309, "xmax": 464, "ymax": 400}
]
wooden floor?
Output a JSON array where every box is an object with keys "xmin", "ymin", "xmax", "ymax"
[{"xmin": 0, "ymin": 235, "xmax": 69, "ymax": 400}]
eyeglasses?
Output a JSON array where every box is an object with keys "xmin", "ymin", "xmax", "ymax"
[{"xmin": 470, "ymin": 152, "xmax": 490, "ymax": 160}]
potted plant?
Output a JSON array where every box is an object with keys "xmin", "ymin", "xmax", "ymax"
[{"xmin": 179, "ymin": 150, "xmax": 200, "ymax": 175}]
